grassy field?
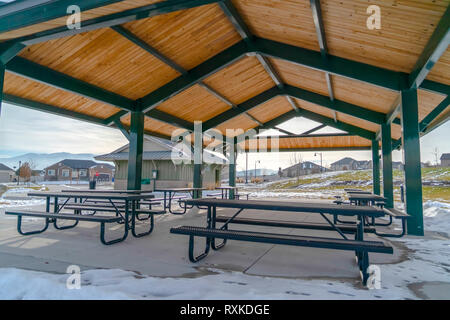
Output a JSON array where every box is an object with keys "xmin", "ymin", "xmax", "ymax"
[{"xmin": 267, "ymin": 167, "xmax": 450, "ymax": 203}]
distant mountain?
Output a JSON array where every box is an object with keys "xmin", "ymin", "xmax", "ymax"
[
  {"xmin": 0, "ymin": 152, "xmax": 107, "ymax": 170},
  {"xmin": 236, "ymin": 168, "xmax": 276, "ymax": 177}
]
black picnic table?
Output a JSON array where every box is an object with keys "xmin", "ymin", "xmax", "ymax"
[
  {"xmin": 23, "ymin": 191, "xmax": 156, "ymax": 244},
  {"xmin": 215, "ymin": 186, "xmax": 238, "ymax": 199},
  {"xmin": 347, "ymin": 193, "xmax": 386, "ymax": 206},
  {"xmin": 61, "ymin": 189, "xmax": 153, "ymax": 194},
  {"xmin": 171, "ymin": 198, "xmax": 396, "ymax": 285},
  {"xmin": 154, "ymin": 188, "xmax": 206, "ymax": 214}
]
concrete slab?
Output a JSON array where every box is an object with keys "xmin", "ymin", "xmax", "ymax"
[{"xmin": 0, "ymin": 198, "xmax": 407, "ymax": 284}]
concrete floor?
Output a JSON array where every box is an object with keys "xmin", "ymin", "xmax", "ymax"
[{"xmin": 0, "ymin": 197, "xmax": 405, "ymax": 284}]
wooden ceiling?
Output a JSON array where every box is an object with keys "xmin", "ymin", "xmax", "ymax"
[{"xmin": 1, "ymin": 0, "xmax": 449, "ymax": 151}]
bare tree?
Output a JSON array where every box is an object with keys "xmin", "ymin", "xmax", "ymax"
[{"xmin": 19, "ymin": 162, "xmax": 32, "ymax": 183}]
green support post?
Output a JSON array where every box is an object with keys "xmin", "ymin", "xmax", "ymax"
[
  {"xmin": 371, "ymin": 140, "xmax": 380, "ymax": 195},
  {"xmin": 401, "ymin": 89, "xmax": 424, "ymax": 236},
  {"xmin": 229, "ymin": 138, "xmax": 237, "ymax": 199},
  {"xmin": 0, "ymin": 64, "xmax": 4, "ymax": 115},
  {"xmin": 381, "ymin": 123, "xmax": 394, "ymax": 208},
  {"xmin": 193, "ymin": 121, "xmax": 203, "ymax": 199},
  {"xmin": 127, "ymin": 112, "xmax": 144, "ymax": 190}
]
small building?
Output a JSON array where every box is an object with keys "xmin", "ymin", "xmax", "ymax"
[
  {"xmin": 281, "ymin": 161, "xmax": 328, "ymax": 178},
  {"xmin": 441, "ymin": 153, "xmax": 450, "ymax": 167},
  {"xmin": 44, "ymin": 159, "xmax": 99, "ymax": 182},
  {"xmin": 0, "ymin": 163, "xmax": 16, "ymax": 183},
  {"xmin": 89, "ymin": 163, "xmax": 115, "ymax": 182},
  {"xmin": 330, "ymin": 157, "xmax": 357, "ymax": 171},
  {"xmin": 95, "ymin": 136, "xmax": 228, "ymax": 190}
]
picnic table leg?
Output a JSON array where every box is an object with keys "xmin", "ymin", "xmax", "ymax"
[
  {"xmin": 17, "ymin": 215, "xmax": 50, "ymax": 235},
  {"xmin": 100, "ymin": 200, "xmax": 129, "ymax": 245},
  {"xmin": 188, "ymin": 205, "xmax": 212, "ymax": 262},
  {"xmin": 53, "ymin": 196, "xmax": 78, "ymax": 230},
  {"xmin": 211, "ymin": 205, "xmax": 227, "ymax": 251},
  {"xmin": 131, "ymin": 200, "xmax": 154, "ymax": 238}
]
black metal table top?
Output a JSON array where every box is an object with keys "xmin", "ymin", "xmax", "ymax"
[
  {"xmin": 215, "ymin": 186, "xmax": 238, "ymax": 190},
  {"xmin": 347, "ymin": 193, "xmax": 386, "ymax": 201},
  {"xmin": 61, "ymin": 189, "xmax": 153, "ymax": 194},
  {"xmin": 183, "ymin": 198, "xmax": 386, "ymax": 217},
  {"xmin": 345, "ymin": 190, "xmax": 372, "ymax": 194},
  {"xmin": 28, "ymin": 191, "xmax": 154, "ymax": 200},
  {"xmin": 155, "ymin": 188, "xmax": 206, "ymax": 192}
]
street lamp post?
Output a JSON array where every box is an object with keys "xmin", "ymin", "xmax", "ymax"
[
  {"xmin": 254, "ymin": 160, "xmax": 260, "ymax": 182},
  {"xmin": 245, "ymin": 152, "xmax": 248, "ymax": 184},
  {"xmin": 315, "ymin": 153, "xmax": 323, "ymax": 172}
]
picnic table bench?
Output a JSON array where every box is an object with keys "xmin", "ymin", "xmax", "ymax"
[
  {"xmin": 6, "ymin": 191, "xmax": 157, "ymax": 245},
  {"xmin": 170, "ymin": 198, "xmax": 398, "ymax": 285}
]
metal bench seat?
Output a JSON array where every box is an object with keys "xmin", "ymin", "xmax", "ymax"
[
  {"xmin": 215, "ymin": 216, "xmax": 376, "ymax": 234},
  {"xmin": 170, "ymin": 225, "xmax": 393, "ymax": 262},
  {"xmin": 64, "ymin": 205, "xmax": 166, "ymax": 215},
  {"xmin": 5, "ymin": 210, "xmax": 126, "ymax": 245}
]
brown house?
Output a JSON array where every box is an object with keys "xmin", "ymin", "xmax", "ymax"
[
  {"xmin": 44, "ymin": 159, "xmax": 113, "ymax": 182},
  {"xmin": 89, "ymin": 163, "xmax": 115, "ymax": 182}
]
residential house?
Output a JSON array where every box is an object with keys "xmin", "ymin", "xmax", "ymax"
[
  {"xmin": 330, "ymin": 157, "xmax": 357, "ymax": 171},
  {"xmin": 44, "ymin": 159, "xmax": 99, "ymax": 182},
  {"xmin": 281, "ymin": 161, "xmax": 328, "ymax": 178},
  {"xmin": 95, "ymin": 136, "xmax": 228, "ymax": 190},
  {"xmin": 89, "ymin": 163, "xmax": 115, "ymax": 182},
  {"xmin": 0, "ymin": 163, "xmax": 15, "ymax": 183},
  {"xmin": 441, "ymin": 153, "xmax": 450, "ymax": 167}
]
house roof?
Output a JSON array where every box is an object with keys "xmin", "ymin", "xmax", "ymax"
[
  {"xmin": 331, "ymin": 157, "xmax": 356, "ymax": 166},
  {"xmin": 0, "ymin": 1, "xmax": 448, "ymax": 153},
  {"xmin": 46, "ymin": 159, "xmax": 98, "ymax": 170},
  {"xmin": 282, "ymin": 161, "xmax": 326, "ymax": 172},
  {"xmin": 0, "ymin": 163, "xmax": 14, "ymax": 171},
  {"xmin": 441, "ymin": 153, "xmax": 450, "ymax": 160}
]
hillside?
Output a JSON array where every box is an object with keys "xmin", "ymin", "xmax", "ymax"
[
  {"xmin": 0, "ymin": 152, "xmax": 100, "ymax": 170},
  {"xmin": 247, "ymin": 168, "xmax": 450, "ymax": 203}
]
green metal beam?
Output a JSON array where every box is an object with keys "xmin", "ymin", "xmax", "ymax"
[
  {"xmin": 111, "ymin": 25, "xmax": 186, "ymax": 75},
  {"xmin": 0, "ymin": 41, "xmax": 26, "ymax": 64},
  {"xmin": 419, "ymin": 96, "xmax": 450, "ymax": 132},
  {"xmin": 11, "ymin": 0, "xmax": 222, "ymax": 46},
  {"xmin": 285, "ymin": 85, "xmax": 386, "ymax": 124},
  {"xmin": 113, "ymin": 119, "xmax": 130, "ymax": 141},
  {"xmin": 409, "ymin": 6, "xmax": 450, "ymax": 89},
  {"xmin": 381, "ymin": 122, "xmax": 393, "ymax": 208},
  {"xmin": 203, "ymin": 86, "xmax": 281, "ymax": 130},
  {"xmin": 297, "ymin": 109, "xmax": 376, "ymax": 140},
  {"xmin": 0, "ymin": 0, "xmax": 122, "ymax": 33},
  {"xmin": 127, "ymin": 112, "xmax": 144, "ymax": 190},
  {"xmin": 401, "ymin": 89, "xmax": 424, "ymax": 235},
  {"xmin": 256, "ymin": 133, "xmax": 350, "ymax": 139},
  {"xmin": 147, "ymin": 109, "xmax": 194, "ymax": 132},
  {"xmin": 3, "ymin": 93, "xmax": 107, "ymax": 126},
  {"xmin": 301, "ymin": 124, "xmax": 326, "ymax": 135},
  {"xmin": 420, "ymin": 79, "xmax": 450, "ymax": 97},
  {"xmin": 253, "ymin": 37, "xmax": 408, "ymax": 92},
  {"xmin": 140, "ymin": 40, "xmax": 248, "ymax": 112},
  {"xmin": 6, "ymin": 56, "xmax": 136, "ymax": 111},
  {"xmin": 371, "ymin": 140, "xmax": 380, "ymax": 195}
]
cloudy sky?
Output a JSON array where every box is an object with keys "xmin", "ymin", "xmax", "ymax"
[{"xmin": 0, "ymin": 102, "xmax": 448, "ymax": 171}]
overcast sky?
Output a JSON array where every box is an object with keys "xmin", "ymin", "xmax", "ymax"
[{"xmin": 0, "ymin": 102, "xmax": 448, "ymax": 171}]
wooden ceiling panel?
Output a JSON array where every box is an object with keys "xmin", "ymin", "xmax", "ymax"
[
  {"xmin": 247, "ymin": 96, "xmax": 293, "ymax": 123},
  {"xmin": 0, "ymin": 0, "xmax": 161, "ymax": 41},
  {"xmin": 269, "ymin": 58, "xmax": 329, "ymax": 96},
  {"xmin": 418, "ymin": 89, "xmax": 447, "ymax": 122},
  {"xmin": 214, "ymin": 114, "xmax": 258, "ymax": 137},
  {"xmin": 203, "ymin": 56, "xmax": 276, "ymax": 104},
  {"xmin": 331, "ymin": 74, "xmax": 399, "ymax": 114},
  {"xmin": 155, "ymin": 84, "xmax": 231, "ymax": 122},
  {"xmin": 232, "ymin": 0, "xmax": 319, "ymax": 51},
  {"xmin": 122, "ymin": 114, "xmax": 180, "ymax": 138},
  {"xmin": 426, "ymin": 49, "xmax": 450, "ymax": 85},
  {"xmin": 4, "ymin": 72, "xmax": 120, "ymax": 119},
  {"xmin": 18, "ymin": 28, "xmax": 179, "ymax": 100},
  {"xmin": 122, "ymin": 4, "xmax": 242, "ymax": 70},
  {"xmin": 240, "ymin": 135, "xmax": 371, "ymax": 151},
  {"xmin": 322, "ymin": 0, "xmax": 449, "ymax": 73}
]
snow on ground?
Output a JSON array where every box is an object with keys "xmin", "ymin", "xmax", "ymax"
[
  {"xmin": 0, "ymin": 187, "xmax": 46, "ymax": 208},
  {"xmin": 0, "ymin": 201, "xmax": 448, "ymax": 300}
]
